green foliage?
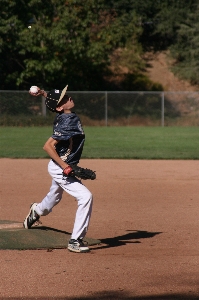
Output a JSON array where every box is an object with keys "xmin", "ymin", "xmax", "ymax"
[
  {"xmin": 136, "ymin": 0, "xmax": 198, "ymax": 50},
  {"xmin": 131, "ymin": 0, "xmax": 199, "ymax": 85},
  {"xmin": 170, "ymin": 5, "xmax": 199, "ymax": 84},
  {"xmin": 1, "ymin": 0, "xmax": 199, "ymax": 90},
  {"xmin": 0, "ymin": 0, "xmax": 143, "ymax": 90}
]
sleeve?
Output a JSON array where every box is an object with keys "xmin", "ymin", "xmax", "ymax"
[{"xmin": 52, "ymin": 115, "xmax": 72, "ymax": 141}]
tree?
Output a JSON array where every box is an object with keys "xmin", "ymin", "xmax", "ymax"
[
  {"xmin": 170, "ymin": 4, "xmax": 199, "ymax": 84},
  {"xmin": 0, "ymin": 0, "xmax": 30, "ymax": 89},
  {"xmin": 0, "ymin": 0, "xmax": 143, "ymax": 90},
  {"xmin": 133, "ymin": 0, "xmax": 198, "ymax": 51}
]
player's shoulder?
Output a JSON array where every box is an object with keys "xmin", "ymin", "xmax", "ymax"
[
  {"xmin": 56, "ymin": 112, "xmax": 75, "ymax": 121},
  {"xmin": 55, "ymin": 112, "xmax": 80, "ymax": 126}
]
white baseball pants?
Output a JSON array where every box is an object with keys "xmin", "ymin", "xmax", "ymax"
[{"xmin": 35, "ymin": 160, "xmax": 93, "ymax": 240}]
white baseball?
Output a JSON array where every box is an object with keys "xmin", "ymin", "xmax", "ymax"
[{"xmin": 30, "ymin": 86, "xmax": 38, "ymax": 94}]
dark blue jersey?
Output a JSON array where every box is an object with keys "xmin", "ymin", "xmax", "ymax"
[{"xmin": 51, "ymin": 112, "xmax": 85, "ymax": 165}]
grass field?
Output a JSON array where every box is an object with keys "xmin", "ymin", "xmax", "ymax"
[{"xmin": 0, "ymin": 126, "xmax": 199, "ymax": 159}]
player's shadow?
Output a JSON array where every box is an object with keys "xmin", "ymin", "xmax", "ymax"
[
  {"xmin": 94, "ymin": 230, "xmax": 162, "ymax": 250},
  {"xmin": 32, "ymin": 226, "xmax": 71, "ymax": 235},
  {"xmin": 32, "ymin": 227, "xmax": 162, "ymax": 250}
]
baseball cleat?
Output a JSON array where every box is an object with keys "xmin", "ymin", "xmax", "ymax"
[
  {"xmin": 23, "ymin": 203, "xmax": 40, "ymax": 229},
  {"xmin": 68, "ymin": 238, "xmax": 90, "ymax": 253}
]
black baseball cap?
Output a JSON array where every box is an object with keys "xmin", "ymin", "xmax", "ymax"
[{"xmin": 45, "ymin": 85, "xmax": 68, "ymax": 112}]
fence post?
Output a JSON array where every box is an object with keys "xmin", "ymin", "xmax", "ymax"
[
  {"xmin": 161, "ymin": 92, "xmax": 164, "ymax": 127},
  {"xmin": 105, "ymin": 91, "xmax": 108, "ymax": 126},
  {"xmin": 42, "ymin": 96, "xmax": 46, "ymax": 116}
]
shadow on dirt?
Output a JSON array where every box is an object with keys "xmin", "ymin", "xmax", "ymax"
[
  {"xmin": 1, "ymin": 291, "xmax": 198, "ymax": 299},
  {"xmin": 94, "ymin": 230, "xmax": 162, "ymax": 250},
  {"xmin": 31, "ymin": 228, "xmax": 161, "ymax": 250},
  {"xmin": 32, "ymin": 226, "xmax": 71, "ymax": 235}
]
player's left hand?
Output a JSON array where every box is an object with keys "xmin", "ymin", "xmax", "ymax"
[
  {"xmin": 63, "ymin": 165, "xmax": 96, "ymax": 180},
  {"xmin": 63, "ymin": 166, "xmax": 73, "ymax": 176}
]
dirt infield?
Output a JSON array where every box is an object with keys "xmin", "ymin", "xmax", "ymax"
[{"xmin": 0, "ymin": 159, "xmax": 198, "ymax": 299}]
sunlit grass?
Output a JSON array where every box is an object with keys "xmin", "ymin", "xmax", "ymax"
[{"xmin": 0, "ymin": 126, "xmax": 198, "ymax": 159}]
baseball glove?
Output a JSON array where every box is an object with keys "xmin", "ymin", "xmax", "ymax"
[{"xmin": 63, "ymin": 164, "xmax": 96, "ymax": 180}]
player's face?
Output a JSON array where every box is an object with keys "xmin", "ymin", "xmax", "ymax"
[{"xmin": 58, "ymin": 96, "xmax": 75, "ymax": 111}]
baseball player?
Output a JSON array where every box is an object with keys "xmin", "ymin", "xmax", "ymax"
[{"xmin": 23, "ymin": 85, "xmax": 95, "ymax": 253}]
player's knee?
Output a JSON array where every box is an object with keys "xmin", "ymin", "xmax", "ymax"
[
  {"xmin": 87, "ymin": 191, "xmax": 93, "ymax": 203},
  {"xmin": 82, "ymin": 190, "xmax": 93, "ymax": 206}
]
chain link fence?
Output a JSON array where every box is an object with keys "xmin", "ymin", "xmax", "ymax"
[{"xmin": 0, "ymin": 90, "xmax": 199, "ymax": 126}]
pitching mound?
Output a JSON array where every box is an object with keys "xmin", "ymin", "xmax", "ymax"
[{"xmin": 0, "ymin": 220, "xmax": 100, "ymax": 250}]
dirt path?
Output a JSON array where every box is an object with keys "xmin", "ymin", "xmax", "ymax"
[
  {"xmin": 0, "ymin": 159, "xmax": 198, "ymax": 299},
  {"xmin": 145, "ymin": 51, "xmax": 198, "ymax": 91}
]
